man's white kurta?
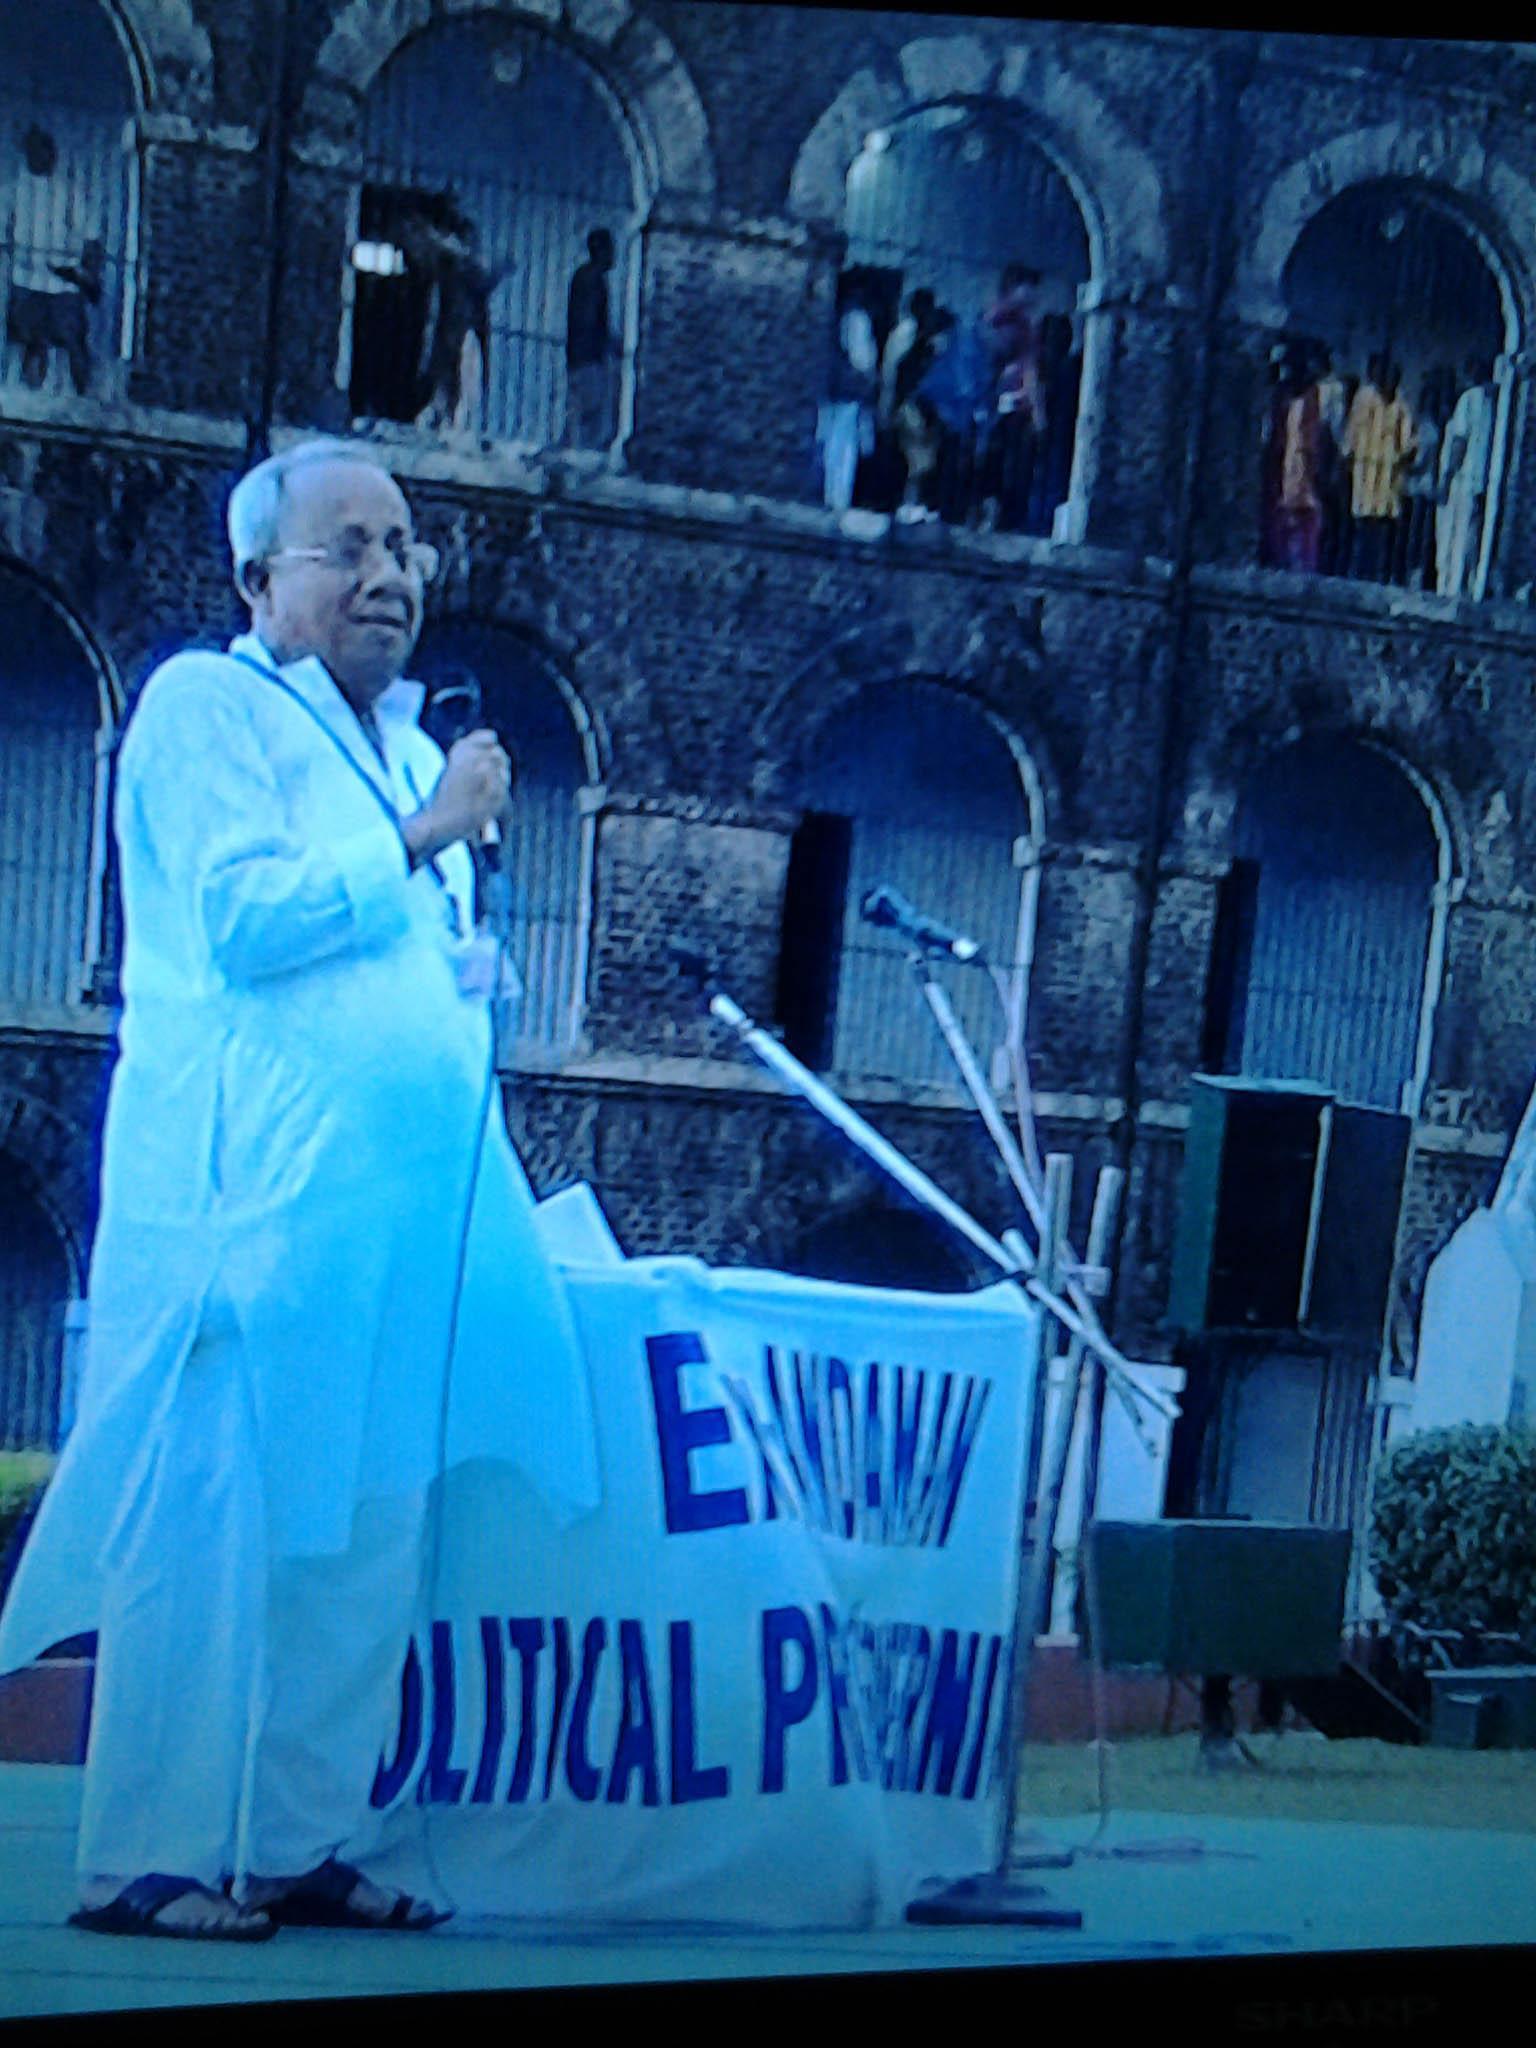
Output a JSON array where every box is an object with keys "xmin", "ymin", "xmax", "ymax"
[{"xmin": 0, "ymin": 634, "xmax": 601, "ymax": 1671}]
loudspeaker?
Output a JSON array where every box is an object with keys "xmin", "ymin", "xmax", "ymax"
[
  {"xmin": 1169, "ymin": 1077, "xmax": 1409, "ymax": 1338},
  {"xmin": 1304, "ymin": 1103, "xmax": 1413, "ymax": 1338},
  {"xmin": 1084, "ymin": 1520, "xmax": 1352, "ymax": 1677},
  {"xmin": 1169, "ymin": 1078, "xmax": 1329, "ymax": 1332}
]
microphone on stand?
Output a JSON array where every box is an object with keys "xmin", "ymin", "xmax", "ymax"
[{"xmin": 859, "ymin": 884, "xmax": 986, "ymax": 963}]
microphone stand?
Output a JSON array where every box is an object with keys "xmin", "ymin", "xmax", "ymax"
[
  {"xmin": 899, "ymin": 945, "xmax": 1160, "ymax": 1915},
  {"xmin": 689, "ymin": 967, "xmax": 1174, "ymax": 1928}
]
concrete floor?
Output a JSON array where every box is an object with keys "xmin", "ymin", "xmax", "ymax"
[{"xmin": 2, "ymin": 1763, "xmax": 1534, "ymax": 2020}]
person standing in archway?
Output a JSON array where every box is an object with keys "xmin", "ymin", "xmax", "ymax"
[
  {"xmin": 562, "ymin": 227, "xmax": 621, "ymax": 449},
  {"xmin": 1436, "ymin": 356, "xmax": 1498, "ymax": 600}
]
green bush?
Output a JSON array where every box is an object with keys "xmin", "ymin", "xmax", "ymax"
[
  {"xmin": 1370, "ymin": 1424, "xmax": 1536, "ymax": 1640},
  {"xmin": 0, "ymin": 1451, "xmax": 55, "ymax": 1581}
]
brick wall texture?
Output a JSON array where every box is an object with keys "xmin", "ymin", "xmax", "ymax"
[{"xmin": 6, "ymin": 5, "xmax": 1536, "ymax": 1385}]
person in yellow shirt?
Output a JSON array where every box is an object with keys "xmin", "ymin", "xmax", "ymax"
[{"xmin": 1343, "ymin": 353, "xmax": 1417, "ymax": 581}]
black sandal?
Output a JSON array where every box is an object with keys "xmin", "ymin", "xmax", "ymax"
[
  {"xmin": 69, "ymin": 1873, "xmax": 277, "ymax": 1942},
  {"xmin": 258, "ymin": 1857, "xmax": 451, "ymax": 1931}
]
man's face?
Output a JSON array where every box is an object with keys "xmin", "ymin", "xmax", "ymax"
[{"xmin": 250, "ymin": 459, "xmax": 425, "ymax": 703}]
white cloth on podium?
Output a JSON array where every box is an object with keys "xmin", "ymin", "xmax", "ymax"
[{"xmin": 0, "ymin": 632, "xmax": 601, "ymax": 1682}]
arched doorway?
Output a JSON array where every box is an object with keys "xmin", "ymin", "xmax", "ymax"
[
  {"xmin": 413, "ymin": 621, "xmax": 597, "ymax": 1057},
  {"xmin": 1261, "ymin": 181, "xmax": 1509, "ymax": 595},
  {"xmin": 0, "ymin": 0, "xmax": 140, "ymax": 402},
  {"xmin": 1203, "ymin": 737, "xmax": 1441, "ymax": 1112},
  {"xmin": 0, "ymin": 565, "xmax": 111, "ymax": 1010},
  {"xmin": 345, "ymin": 14, "xmax": 644, "ymax": 451},
  {"xmin": 776, "ymin": 683, "xmax": 1039, "ymax": 1087},
  {"xmin": 830, "ymin": 100, "xmax": 1091, "ymax": 535}
]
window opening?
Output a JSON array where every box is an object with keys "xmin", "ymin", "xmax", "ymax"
[
  {"xmin": 349, "ymin": 17, "xmax": 639, "ymax": 452},
  {"xmin": 0, "ymin": 567, "xmax": 106, "ymax": 1009},
  {"xmin": 826, "ymin": 102, "xmax": 1090, "ymax": 538},
  {"xmin": 0, "ymin": 0, "xmax": 138, "ymax": 402},
  {"xmin": 790, "ymin": 686, "xmax": 1030, "ymax": 1086},
  {"xmin": 1261, "ymin": 182, "xmax": 1506, "ymax": 597},
  {"xmin": 1207, "ymin": 740, "xmax": 1438, "ymax": 1111},
  {"xmin": 415, "ymin": 625, "xmax": 592, "ymax": 1057}
]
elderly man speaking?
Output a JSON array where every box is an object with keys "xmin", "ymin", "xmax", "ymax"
[{"xmin": 0, "ymin": 440, "xmax": 600, "ymax": 1940}]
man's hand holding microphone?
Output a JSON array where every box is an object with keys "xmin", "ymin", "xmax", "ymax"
[{"xmin": 400, "ymin": 729, "xmax": 513, "ymax": 868}]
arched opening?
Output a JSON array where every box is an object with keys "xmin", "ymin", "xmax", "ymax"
[
  {"xmin": 0, "ymin": 0, "xmax": 140, "ymax": 402},
  {"xmin": 413, "ymin": 621, "xmax": 595, "ymax": 1057},
  {"xmin": 775, "ymin": 683, "xmax": 1036, "ymax": 1087},
  {"xmin": 345, "ymin": 15, "xmax": 643, "ymax": 453},
  {"xmin": 0, "ymin": 565, "xmax": 111, "ymax": 1010},
  {"xmin": 780, "ymin": 1203, "xmax": 976, "ymax": 1293},
  {"xmin": 1261, "ymin": 181, "xmax": 1509, "ymax": 597},
  {"xmin": 1201, "ymin": 737, "xmax": 1441, "ymax": 1112},
  {"xmin": 0, "ymin": 1167, "xmax": 73, "ymax": 1451},
  {"xmin": 824, "ymin": 100, "xmax": 1090, "ymax": 537}
]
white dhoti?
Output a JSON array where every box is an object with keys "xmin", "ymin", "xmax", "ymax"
[{"xmin": 77, "ymin": 1302, "xmax": 426, "ymax": 1889}]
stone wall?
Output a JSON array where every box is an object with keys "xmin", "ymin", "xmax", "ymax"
[{"xmin": 6, "ymin": 9, "xmax": 1536, "ymax": 1384}]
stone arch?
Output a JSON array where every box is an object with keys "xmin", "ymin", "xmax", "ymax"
[
  {"xmin": 300, "ymin": 0, "xmax": 715, "ymax": 202},
  {"xmin": 0, "ymin": 1088, "xmax": 95, "ymax": 1289},
  {"xmin": 112, "ymin": 0, "xmax": 214, "ymax": 118},
  {"xmin": 787, "ymin": 35, "xmax": 1170, "ymax": 296},
  {"xmin": 1203, "ymin": 725, "xmax": 1459, "ymax": 1119},
  {"xmin": 750, "ymin": 614, "xmax": 1056, "ymax": 838},
  {"xmin": 1232, "ymin": 124, "xmax": 1536, "ymax": 343},
  {"xmin": 0, "ymin": 557, "xmax": 124, "ymax": 728}
]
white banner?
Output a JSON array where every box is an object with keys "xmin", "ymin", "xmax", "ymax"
[{"xmin": 360, "ymin": 1240, "xmax": 1042, "ymax": 1929}]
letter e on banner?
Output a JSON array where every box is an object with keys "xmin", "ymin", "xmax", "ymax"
[{"xmin": 645, "ymin": 1331, "xmax": 751, "ymax": 1534}]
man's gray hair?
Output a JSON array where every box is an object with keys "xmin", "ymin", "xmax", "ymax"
[{"xmin": 226, "ymin": 438, "xmax": 389, "ymax": 570}]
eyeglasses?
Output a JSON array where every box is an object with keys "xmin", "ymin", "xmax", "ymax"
[{"xmin": 267, "ymin": 532, "xmax": 441, "ymax": 583}]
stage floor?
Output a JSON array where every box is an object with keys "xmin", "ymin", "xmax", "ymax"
[{"xmin": 1, "ymin": 1760, "xmax": 1532, "ymax": 2020}]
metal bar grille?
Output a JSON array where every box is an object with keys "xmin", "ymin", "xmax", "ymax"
[
  {"xmin": 352, "ymin": 18, "xmax": 638, "ymax": 450},
  {"xmin": 1264, "ymin": 182, "xmax": 1507, "ymax": 594},
  {"xmin": 0, "ymin": 717, "xmax": 95, "ymax": 1007},
  {"xmin": 0, "ymin": 98, "xmax": 136, "ymax": 399},
  {"xmin": 504, "ymin": 779, "xmax": 586, "ymax": 1056},
  {"xmin": 0, "ymin": 1188, "xmax": 69, "ymax": 1452}
]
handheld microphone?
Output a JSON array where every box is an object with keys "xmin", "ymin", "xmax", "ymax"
[
  {"xmin": 426, "ymin": 676, "xmax": 515, "ymax": 858},
  {"xmin": 860, "ymin": 884, "xmax": 985, "ymax": 963}
]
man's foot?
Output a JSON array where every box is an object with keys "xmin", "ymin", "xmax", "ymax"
[
  {"xmin": 73, "ymin": 1875, "xmax": 275, "ymax": 1941},
  {"xmin": 243, "ymin": 1857, "xmax": 450, "ymax": 1931}
]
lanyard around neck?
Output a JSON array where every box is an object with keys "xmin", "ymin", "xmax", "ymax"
[{"xmin": 228, "ymin": 648, "xmax": 464, "ymax": 935}]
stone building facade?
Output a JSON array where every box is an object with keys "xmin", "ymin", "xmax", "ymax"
[{"xmin": 4, "ymin": 3, "xmax": 1536, "ymax": 1499}]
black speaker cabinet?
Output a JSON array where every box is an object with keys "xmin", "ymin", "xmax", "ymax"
[
  {"xmin": 1084, "ymin": 1520, "xmax": 1352, "ymax": 1677},
  {"xmin": 1169, "ymin": 1077, "xmax": 1408, "ymax": 1338}
]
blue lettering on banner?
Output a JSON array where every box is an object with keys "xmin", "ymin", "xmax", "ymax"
[
  {"xmin": 370, "ymin": 1637, "xmax": 424, "ymax": 1807},
  {"xmin": 760, "ymin": 1604, "xmax": 818, "ymax": 1792},
  {"xmin": 371, "ymin": 1607, "xmax": 1007, "ymax": 1812},
  {"xmin": 727, "ymin": 1350, "xmax": 992, "ymax": 1548},
  {"xmin": 420, "ymin": 1619, "xmax": 468, "ymax": 1805},
  {"xmin": 471, "ymin": 1615, "xmax": 505, "ymax": 1803},
  {"xmin": 961, "ymin": 1634, "xmax": 1004, "ymax": 1801},
  {"xmin": 669, "ymin": 1621, "xmax": 729, "ymax": 1803},
  {"xmin": 817, "ymin": 1601, "xmax": 869, "ymax": 1786},
  {"xmin": 543, "ymin": 1616, "xmax": 574, "ymax": 1800},
  {"xmin": 606, "ymin": 1619, "xmax": 662, "ymax": 1807},
  {"xmin": 824, "ymin": 1358, "xmax": 857, "ymax": 1538},
  {"xmin": 646, "ymin": 1331, "xmax": 752, "ymax": 1535},
  {"xmin": 506, "ymin": 1618, "xmax": 544, "ymax": 1804},
  {"xmin": 565, "ymin": 1618, "xmax": 608, "ymax": 1801},
  {"xmin": 916, "ymin": 1630, "xmax": 981, "ymax": 1796}
]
